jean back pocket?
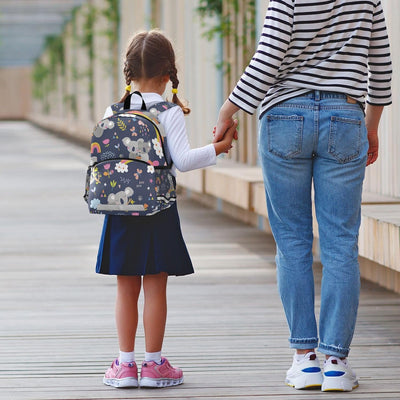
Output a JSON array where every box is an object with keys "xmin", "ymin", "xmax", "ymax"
[
  {"xmin": 329, "ymin": 116, "xmax": 362, "ymax": 163},
  {"xmin": 265, "ymin": 115, "xmax": 303, "ymax": 159}
]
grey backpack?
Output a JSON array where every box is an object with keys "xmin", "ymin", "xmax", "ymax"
[{"xmin": 84, "ymin": 92, "xmax": 177, "ymax": 216}]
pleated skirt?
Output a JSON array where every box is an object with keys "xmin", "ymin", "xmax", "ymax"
[{"xmin": 96, "ymin": 203, "xmax": 194, "ymax": 276}]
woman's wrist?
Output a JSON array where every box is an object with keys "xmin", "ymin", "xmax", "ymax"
[{"xmin": 219, "ymin": 99, "xmax": 239, "ymax": 121}]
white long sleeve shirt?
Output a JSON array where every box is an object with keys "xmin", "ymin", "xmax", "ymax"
[
  {"xmin": 103, "ymin": 92, "xmax": 216, "ymax": 176},
  {"xmin": 229, "ymin": 0, "xmax": 392, "ymax": 118}
]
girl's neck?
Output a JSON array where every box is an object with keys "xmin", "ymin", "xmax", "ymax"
[{"xmin": 134, "ymin": 77, "xmax": 168, "ymax": 96}]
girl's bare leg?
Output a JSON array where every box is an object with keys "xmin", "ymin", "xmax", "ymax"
[
  {"xmin": 116, "ymin": 275, "xmax": 141, "ymax": 352},
  {"xmin": 143, "ymin": 272, "xmax": 168, "ymax": 352}
]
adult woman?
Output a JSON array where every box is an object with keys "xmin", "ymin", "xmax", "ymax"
[{"xmin": 214, "ymin": 0, "xmax": 392, "ymax": 392}]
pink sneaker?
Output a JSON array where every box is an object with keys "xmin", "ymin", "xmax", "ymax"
[
  {"xmin": 140, "ymin": 357, "xmax": 184, "ymax": 388},
  {"xmin": 103, "ymin": 358, "xmax": 138, "ymax": 388}
]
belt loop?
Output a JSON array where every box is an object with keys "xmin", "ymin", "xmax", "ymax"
[{"xmin": 315, "ymin": 90, "xmax": 321, "ymax": 101}]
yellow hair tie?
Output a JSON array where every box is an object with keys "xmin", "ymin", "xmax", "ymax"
[
  {"xmin": 125, "ymin": 85, "xmax": 131, "ymax": 92},
  {"xmin": 172, "ymin": 88, "xmax": 178, "ymax": 94}
]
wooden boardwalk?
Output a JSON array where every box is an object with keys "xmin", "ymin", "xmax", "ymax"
[{"xmin": 1, "ymin": 121, "xmax": 400, "ymax": 400}]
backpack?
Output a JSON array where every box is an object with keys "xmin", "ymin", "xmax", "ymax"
[{"xmin": 84, "ymin": 91, "xmax": 178, "ymax": 216}]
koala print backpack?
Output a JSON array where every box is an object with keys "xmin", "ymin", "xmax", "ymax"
[{"xmin": 84, "ymin": 91, "xmax": 178, "ymax": 216}]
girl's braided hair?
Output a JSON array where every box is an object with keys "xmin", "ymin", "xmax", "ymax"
[{"xmin": 120, "ymin": 30, "xmax": 190, "ymax": 115}]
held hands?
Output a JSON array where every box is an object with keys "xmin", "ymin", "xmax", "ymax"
[
  {"xmin": 213, "ymin": 100, "xmax": 240, "ymax": 150},
  {"xmin": 212, "ymin": 119, "xmax": 238, "ymax": 156},
  {"xmin": 213, "ymin": 117, "xmax": 239, "ymax": 144}
]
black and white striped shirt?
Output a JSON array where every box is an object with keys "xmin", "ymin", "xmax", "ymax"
[{"xmin": 229, "ymin": 0, "xmax": 392, "ymax": 118}]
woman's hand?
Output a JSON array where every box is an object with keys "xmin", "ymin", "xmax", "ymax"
[
  {"xmin": 213, "ymin": 100, "xmax": 240, "ymax": 143},
  {"xmin": 365, "ymin": 104, "xmax": 383, "ymax": 167},
  {"xmin": 213, "ymin": 119, "xmax": 238, "ymax": 155},
  {"xmin": 366, "ymin": 131, "xmax": 379, "ymax": 166}
]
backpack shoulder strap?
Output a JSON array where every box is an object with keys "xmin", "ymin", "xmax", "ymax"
[
  {"xmin": 110, "ymin": 102, "xmax": 124, "ymax": 114},
  {"xmin": 109, "ymin": 100, "xmax": 177, "ymax": 116},
  {"xmin": 148, "ymin": 102, "xmax": 178, "ymax": 117},
  {"xmin": 147, "ymin": 102, "xmax": 177, "ymax": 168}
]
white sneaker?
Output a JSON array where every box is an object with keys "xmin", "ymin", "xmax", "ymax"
[
  {"xmin": 285, "ymin": 352, "xmax": 323, "ymax": 389},
  {"xmin": 322, "ymin": 356, "xmax": 358, "ymax": 392}
]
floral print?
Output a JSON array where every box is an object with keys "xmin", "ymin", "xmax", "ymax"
[
  {"xmin": 152, "ymin": 138, "xmax": 163, "ymax": 159},
  {"xmin": 115, "ymin": 162, "xmax": 129, "ymax": 173}
]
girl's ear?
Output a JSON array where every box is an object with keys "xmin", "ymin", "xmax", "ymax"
[{"xmin": 162, "ymin": 75, "xmax": 170, "ymax": 84}]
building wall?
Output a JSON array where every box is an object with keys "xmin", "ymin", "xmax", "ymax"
[{"xmin": 0, "ymin": 67, "xmax": 32, "ymax": 120}]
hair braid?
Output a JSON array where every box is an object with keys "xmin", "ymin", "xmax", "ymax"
[
  {"xmin": 119, "ymin": 61, "xmax": 133, "ymax": 103},
  {"xmin": 170, "ymin": 67, "xmax": 190, "ymax": 115}
]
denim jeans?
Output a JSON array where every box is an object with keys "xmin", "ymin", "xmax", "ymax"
[{"xmin": 259, "ymin": 91, "xmax": 368, "ymax": 358}]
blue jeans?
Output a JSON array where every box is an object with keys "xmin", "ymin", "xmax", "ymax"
[{"xmin": 259, "ymin": 91, "xmax": 368, "ymax": 358}]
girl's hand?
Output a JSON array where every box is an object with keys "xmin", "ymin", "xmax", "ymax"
[
  {"xmin": 213, "ymin": 100, "xmax": 240, "ymax": 143},
  {"xmin": 213, "ymin": 120, "xmax": 238, "ymax": 155},
  {"xmin": 213, "ymin": 118, "xmax": 235, "ymax": 143},
  {"xmin": 366, "ymin": 131, "xmax": 379, "ymax": 166}
]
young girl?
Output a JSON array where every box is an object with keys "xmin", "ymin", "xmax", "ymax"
[{"xmin": 97, "ymin": 30, "xmax": 236, "ymax": 389}]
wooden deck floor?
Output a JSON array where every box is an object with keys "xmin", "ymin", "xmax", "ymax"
[{"xmin": 1, "ymin": 121, "xmax": 400, "ymax": 400}]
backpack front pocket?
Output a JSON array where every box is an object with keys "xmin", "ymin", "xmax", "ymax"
[{"xmin": 87, "ymin": 159, "xmax": 165, "ymax": 216}]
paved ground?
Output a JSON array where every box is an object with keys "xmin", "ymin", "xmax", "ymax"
[{"xmin": 0, "ymin": 121, "xmax": 400, "ymax": 400}]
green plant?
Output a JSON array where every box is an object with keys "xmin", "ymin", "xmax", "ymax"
[
  {"xmin": 69, "ymin": 10, "xmax": 79, "ymax": 116},
  {"xmin": 196, "ymin": 0, "xmax": 230, "ymax": 41},
  {"xmin": 101, "ymin": 0, "xmax": 119, "ymax": 42},
  {"xmin": 32, "ymin": 33, "xmax": 66, "ymax": 114},
  {"xmin": 32, "ymin": 60, "xmax": 48, "ymax": 98},
  {"xmin": 81, "ymin": 3, "xmax": 97, "ymax": 120},
  {"xmin": 196, "ymin": 0, "xmax": 256, "ymax": 72},
  {"xmin": 196, "ymin": 0, "xmax": 223, "ymax": 18},
  {"xmin": 100, "ymin": 0, "xmax": 120, "ymax": 100},
  {"xmin": 45, "ymin": 34, "xmax": 65, "ymax": 76}
]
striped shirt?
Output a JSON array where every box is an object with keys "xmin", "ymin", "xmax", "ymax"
[{"xmin": 229, "ymin": 0, "xmax": 392, "ymax": 118}]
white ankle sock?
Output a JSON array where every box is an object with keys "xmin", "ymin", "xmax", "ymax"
[
  {"xmin": 119, "ymin": 350, "xmax": 135, "ymax": 363},
  {"xmin": 145, "ymin": 351, "xmax": 162, "ymax": 364}
]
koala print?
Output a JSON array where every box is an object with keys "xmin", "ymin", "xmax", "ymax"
[
  {"xmin": 94, "ymin": 118, "xmax": 115, "ymax": 138},
  {"xmin": 107, "ymin": 187, "xmax": 134, "ymax": 205},
  {"xmin": 122, "ymin": 137, "xmax": 151, "ymax": 162}
]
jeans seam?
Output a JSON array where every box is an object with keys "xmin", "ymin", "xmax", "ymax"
[{"xmin": 289, "ymin": 337, "xmax": 319, "ymax": 344}]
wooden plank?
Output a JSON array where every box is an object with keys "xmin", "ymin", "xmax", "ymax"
[
  {"xmin": 362, "ymin": 191, "xmax": 400, "ymax": 205},
  {"xmin": 176, "ymin": 169, "xmax": 205, "ymax": 193},
  {"xmin": 204, "ymin": 161, "xmax": 263, "ymax": 209},
  {"xmin": 1, "ymin": 121, "xmax": 400, "ymax": 399}
]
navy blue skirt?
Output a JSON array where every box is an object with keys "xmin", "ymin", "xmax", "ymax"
[{"xmin": 96, "ymin": 203, "xmax": 194, "ymax": 276}]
